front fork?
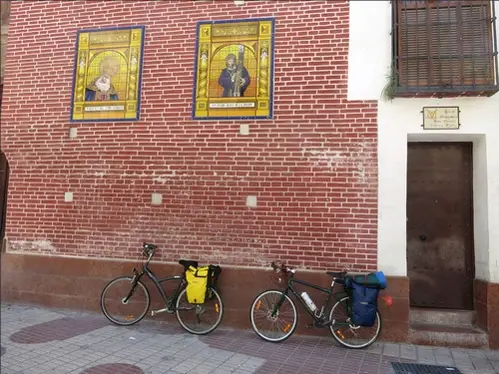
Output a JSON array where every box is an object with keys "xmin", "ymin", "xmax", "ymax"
[
  {"xmin": 123, "ymin": 268, "xmax": 142, "ymax": 304},
  {"xmin": 271, "ymin": 289, "xmax": 288, "ymax": 317}
]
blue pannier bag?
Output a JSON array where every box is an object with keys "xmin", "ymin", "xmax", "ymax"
[
  {"xmin": 374, "ymin": 271, "xmax": 387, "ymax": 289},
  {"xmin": 345, "ymin": 272, "xmax": 386, "ymax": 327}
]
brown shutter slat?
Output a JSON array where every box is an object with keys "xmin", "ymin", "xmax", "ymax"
[
  {"xmin": 398, "ymin": 8, "xmax": 430, "ymax": 87},
  {"xmin": 431, "ymin": 6, "xmax": 460, "ymax": 86},
  {"xmin": 460, "ymin": 4, "xmax": 494, "ymax": 85}
]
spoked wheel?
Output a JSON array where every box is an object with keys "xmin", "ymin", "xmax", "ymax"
[
  {"xmin": 250, "ymin": 289, "xmax": 298, "ymax": 342},
  {"xmin": 329, "ymin": 296, "xmax": 381, "ymax": 349},
  {"xmin": 175, "ymin": 287, "xmax": 224, "ymax": 335},
  {"xmin": 100, "ymin": 276, "xmax": 150, "ymax": 326}
]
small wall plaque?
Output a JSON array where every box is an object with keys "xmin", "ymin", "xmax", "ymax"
[{"xmin": 422, "ymin": 106, "xmax": 460, "ymax": 130}]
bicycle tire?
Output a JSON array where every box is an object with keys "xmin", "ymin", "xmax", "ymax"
[
  {"xmin": 175, "ymin": 286, "xmax": 224, "ymax": 335},
  {"xmin": 100, "ymin": 276, "xmax": 151, "ymax": 326},
  {"xmin": 329, "ymin": 296, "xmax": 382, "ymax": 349},
  {"xmin": 250, "ymin": 289, "xmax": 298, "ymax": 343}
]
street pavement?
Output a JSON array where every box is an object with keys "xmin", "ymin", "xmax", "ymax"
[{"xmin": 1, "ymin": 303, "xmax": 498, "ymax": 374}]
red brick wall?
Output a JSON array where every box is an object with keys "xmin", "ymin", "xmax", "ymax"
[{"xmin": 1, "ymin": 0, "xmax": 378, "ymax": 271}]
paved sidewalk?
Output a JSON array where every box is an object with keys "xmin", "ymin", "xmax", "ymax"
[{"xmin": 1, "ymin": 303, "xmax": 498, "ymax": 374}]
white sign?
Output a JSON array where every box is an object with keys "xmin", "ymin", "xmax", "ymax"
[
  {"xmin": 84, "ymin": 105, "xmax": 125, "ymax": 112},
  {"xmin": 422, "ymin": 107, "xmax": 460, "ymax": 129},
  {"xmin": 209, "ymin": 102, "xmax": 255, "ymax": 109}
]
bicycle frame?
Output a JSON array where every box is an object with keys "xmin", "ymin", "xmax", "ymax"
[
  {"xmin": 274, "ymin": 275, "xmax": 349, "ymax": 327},
  {"xmin": 126, "ymin": 258, "xmax": 186, "ymax": 313}
]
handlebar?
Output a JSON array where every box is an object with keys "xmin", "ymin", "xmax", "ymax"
[
  {"xmin": 142, "ymin": 243, "xmax": 157, "ymax": 264},
  {"xmin": 270, "ymin": 261, "xmax": 295, "ymax": 275}
]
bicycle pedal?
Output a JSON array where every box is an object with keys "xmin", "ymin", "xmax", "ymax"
[{"xmin": 151, "ymin": 308, "xmax": 168, "ymax": 316}]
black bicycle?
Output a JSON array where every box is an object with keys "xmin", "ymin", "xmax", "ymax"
[
  {"xmin": 100, "ymin": 243, "xmax": 224, "ymax": 335},
  {"xmin": 249, "ymin": 261, "xmax": 383, "ymax": 349}
]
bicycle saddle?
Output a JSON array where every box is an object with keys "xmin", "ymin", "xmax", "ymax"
[
  {"xmin": 326, "ymin": 271, "xmax": 347, "ymax": 278},
  {"xmin": 179, "ymin": 259, "xmax": 199, "ymax": 269}
]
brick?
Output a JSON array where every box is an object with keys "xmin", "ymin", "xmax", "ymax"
[{"xmin": 1, "ymin": 0, "xmax": 378, "ymax": 271}]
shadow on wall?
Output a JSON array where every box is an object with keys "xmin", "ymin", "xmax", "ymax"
[{"xmin": 1, "ymin": 1, "xmax": 11, "ymax": 82}]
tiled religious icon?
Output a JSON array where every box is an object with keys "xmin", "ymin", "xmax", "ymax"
[
  {"xmin": 70, "ymin": 26, "xmax": 145, "ymax": 122},
  {"xmin": 193, "ymin": 18, "xmax": 275, "ymax": 120}
]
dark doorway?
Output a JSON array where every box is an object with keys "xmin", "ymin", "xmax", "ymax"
[
  {"xmin": 407, "ymin": 142, "xmax": 474, "ymax": 310},
  {"xmin": 0, "ymin": 151, "xmax": 9, "ymax": 249}
]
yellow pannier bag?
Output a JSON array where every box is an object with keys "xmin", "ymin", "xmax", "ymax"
[{"xmin": 185, "ymin": 265, "xmax": 209, "ymax": 304}]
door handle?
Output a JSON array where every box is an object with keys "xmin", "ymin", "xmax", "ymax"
[{"xmin": 419, "ymin": 235, "xmax": 427, "ymax": 241}]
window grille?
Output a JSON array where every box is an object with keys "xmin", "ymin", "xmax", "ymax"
[{"xmin": 392, "ymin": 0, "xmax": 499, "ymax": 95}]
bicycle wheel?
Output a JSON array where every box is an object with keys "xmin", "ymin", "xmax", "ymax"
[
  {"xmin": 100, "ymin": 276, "xmax": 150, "ymax": 326},
  {"xmin": 175, "ymin": 287, "xmax": 224, "ymax": 335},
  {"xmin": 329, "ymin": 296, "xmax": 381, "ymax": 349},
  {"xmin": 250, "ymin": 289, "xmax": 298, "ymax": 342}
]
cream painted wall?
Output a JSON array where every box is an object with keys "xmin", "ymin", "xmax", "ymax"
[{"xmin": 349, "ymin": 1, "xmax": 499, "ymax": 282}]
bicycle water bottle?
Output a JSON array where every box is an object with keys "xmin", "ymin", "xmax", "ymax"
[{"xmin": 301, "ymin": 292, "xmax": 317, "ymax": 312}]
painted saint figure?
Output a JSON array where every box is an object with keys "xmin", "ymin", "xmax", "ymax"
[
  {"xmin": 85, "ymin": 55, "xmax": 120, "ymax": 101},
  {"xmin": 218, "ymin": 47, "xmax": 250, "ymax": 97}
]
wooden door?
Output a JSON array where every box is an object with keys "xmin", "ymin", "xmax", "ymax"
[{"xmin": 407, "ymin": 142, "xmax": 474, "ymax": 309}]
